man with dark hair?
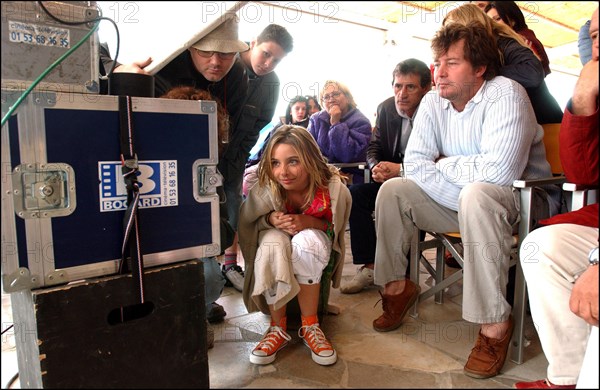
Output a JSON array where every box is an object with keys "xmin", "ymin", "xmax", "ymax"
[
  {"xmin": 220, "ymin": 24, "xmax": 294, "ymax": 292},
  {"xmin": 372, "ymin": 22, "xmax": 558, "ymax": 379},
  {"xmin": 341, "ymin": 59, "xmax": 431, "ymax": 294}
]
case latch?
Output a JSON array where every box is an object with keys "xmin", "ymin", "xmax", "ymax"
[
  {"xmin": 12, "ymin": 163, "xmax": 77, "ymax": 219},
  {"xmin": 194, "ymin": 164, "xmax": 222, "ymax": 198}
]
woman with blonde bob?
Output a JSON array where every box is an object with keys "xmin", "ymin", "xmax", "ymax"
[
  {"xmin": 308, "ymin": 80, "xmax": 372, "ymax": 184},
  {"xmin": 443, "ymin": 3, "xmax": 562, "ymax": 124},
  {"xmin": 238, "ymin": 125, "xmax": 351, "ymax": 366}
]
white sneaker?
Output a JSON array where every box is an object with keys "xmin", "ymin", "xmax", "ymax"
[
  {"xmin": 340, "ymin": 266, "xmax": 374, "ymax": 294},
  {"xmin": 223, "ymin": 265, "xmax": 244, "ymax": 292}
]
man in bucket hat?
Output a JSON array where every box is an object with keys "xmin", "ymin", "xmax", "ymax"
[
  {"xmin": 101, "ymin": 15, "xmax": 249, "ymax": 120},
  {"xmin": 99, "ymin": 15, "xmax": 250, "ymax": 325}
]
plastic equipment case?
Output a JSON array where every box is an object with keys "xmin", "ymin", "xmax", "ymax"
[{"xmin": 1, "ymin": 90, "xmax": 223, "ymax": 292}]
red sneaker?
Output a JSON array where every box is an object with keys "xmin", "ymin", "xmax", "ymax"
[
  {"xmin": 249, "ymin": 325, "xmax": 291, "ymax": 365},
  {"xmin": 515, "ymin": 379, "xmax": 576, "ymax": 389},
  {"xmin": 298, "ymin": 323, "xmax": 337, "ymax": 366}
]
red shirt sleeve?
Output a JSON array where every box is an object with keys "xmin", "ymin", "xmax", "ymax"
[{"xmin": 559, "ymin": 106, "xmax": 599, "ymax": 187}]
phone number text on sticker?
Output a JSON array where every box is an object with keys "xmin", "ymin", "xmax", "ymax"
[{"xmin": 8, "ymin": 20, "xmax": 70, "ymax": 48}]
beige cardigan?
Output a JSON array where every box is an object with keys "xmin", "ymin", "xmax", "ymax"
[{"xmin": 238, "ymin": 175, "xmax": 351, "ymax": 314}]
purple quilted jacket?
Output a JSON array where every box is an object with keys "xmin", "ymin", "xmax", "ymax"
[{"xmin": 308, "ymin": 108, "xmax": 372, "ymax": 164}]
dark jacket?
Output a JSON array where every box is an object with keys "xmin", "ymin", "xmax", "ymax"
[
  {"xmin": 517, "ymin": 28, "xmax": 551, "ymax": 77},
  {"xmin": 156, "ymin": 52, "xmax": 248, "ymax": 243},
  {"xmin": 154, "ymin": 51, "xmax": 248, "ymax": 121},
  {"xmin": 367, "ymin": 96, "xmax": 408, "ymax": 170},
  {"xmin": 220, "ymin": 58, "xmax": 280, "ymax": 194},
  {"xmin": 498, "ymin": 37, "xmax": 563, "ymax": 124}
]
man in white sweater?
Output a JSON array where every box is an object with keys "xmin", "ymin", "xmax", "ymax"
[{"xmin": 371, "ymin": 22, "xmax": 558, "ymax": 379}]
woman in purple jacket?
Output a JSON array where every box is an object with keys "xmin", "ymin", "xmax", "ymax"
[{"xmin": 308, "ymin": 80, "xmax": 373, "ymax": 184}]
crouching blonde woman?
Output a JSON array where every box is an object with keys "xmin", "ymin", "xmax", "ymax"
[{"xmin": 238, "ymin": 125, "xmax": 351, "ymax": 366}]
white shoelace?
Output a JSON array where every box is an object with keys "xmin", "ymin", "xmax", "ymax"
[
  {"xmin": 299, "ymin": 324, "xmax": 332, "ymax": 353},
  {"xmin": 255, "ymin": 326, "xmax": 291, "ymax": 353}
]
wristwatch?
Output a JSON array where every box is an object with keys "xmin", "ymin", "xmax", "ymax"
[{"xmin": 589, "ymin": 246, "xmax": 599, "ymax": 266}]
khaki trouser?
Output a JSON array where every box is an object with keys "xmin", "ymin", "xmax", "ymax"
[{"xmin": 373, "ymin": 179, "xmax": 521, "ymax": 324}]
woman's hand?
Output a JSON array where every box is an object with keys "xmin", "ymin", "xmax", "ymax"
[
  {"xmin": 328, "ymin": 104, "xmax": 342, "ymax": 125},
  {"xmin": 269, "ymin": 211, "xmax": 295, "ymax": 235},
  {"xmin": 269, "ymin": 212, "xmax": 318, "ymax": 236}
]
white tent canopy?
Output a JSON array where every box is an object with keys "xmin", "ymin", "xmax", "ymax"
[{"xmin": 97, "ymin": 1, "xmax": 582, "ymax": 123}]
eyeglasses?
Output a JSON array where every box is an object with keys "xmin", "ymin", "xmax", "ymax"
[
  {"xmin": 194, "ymin": 49, "xmax": 236, "ymax": 60},
  {"xmin": 321, "ymin": 91, "xmax": 343, "ymax": 102}
]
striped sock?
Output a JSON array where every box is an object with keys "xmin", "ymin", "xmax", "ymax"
[{"xmin": 222, "ymin": 253, "xmax": 237, "ymax": 271}]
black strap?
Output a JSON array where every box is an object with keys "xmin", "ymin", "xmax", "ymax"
[{"xmin": 118, "ymin": 95, "xmax": 146, "ymax": 303}]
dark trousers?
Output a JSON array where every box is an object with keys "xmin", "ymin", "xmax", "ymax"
[
  {"xmin": 349, "ymin": 181, "xmax": 425, "ymax": 271},
  {"xmin": 349, "ymin": 182, "xmax": 382, "ymax": 265}
]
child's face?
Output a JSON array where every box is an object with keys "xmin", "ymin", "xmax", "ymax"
[
  {"xmin": 270, "ymin": 143, "xmax": 309, "ymax": 193},
  {"xmin": 291, "ymin": 102, "xmax": 307, "ymax": 123},
  {"xmin": 249, "ymin": 40, "xmax": 287, "ymax": 76}
]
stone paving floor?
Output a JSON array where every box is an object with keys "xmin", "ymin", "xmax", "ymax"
[
  {"xmin": 1, "ymin": 231, "xmax": 548, "ymax": 388},
  {"xmin": 205, "ymin": 231, "xmax": 548, "ymax": 388}
]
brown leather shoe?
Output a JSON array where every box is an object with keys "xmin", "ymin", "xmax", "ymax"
[
  {"xmin": 464, "ymin": 316, "xmax": 514, "ymax": 379},
  {"xmin": 372, "ymin": 280, "xmax": 420, "ymax": 332}
]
